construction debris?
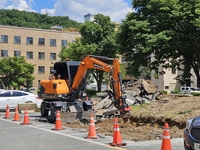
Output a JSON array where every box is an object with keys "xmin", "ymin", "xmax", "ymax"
[
  {"xmin": 92, "ymin": 78, "xmax": 161, "ymax": 118},
  {"xmin": 123, "ymin": 78, "xmax": 161, "ymax": 105}
]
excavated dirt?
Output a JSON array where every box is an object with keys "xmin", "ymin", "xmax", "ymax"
[{"xmin": 64, "ymin": 94, "xmax": 200, "ymax": 142}]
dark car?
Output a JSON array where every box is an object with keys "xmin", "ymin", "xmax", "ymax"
[{"xmin": 184, "ymin": 116, "xmax": 200, "ymax": 150}]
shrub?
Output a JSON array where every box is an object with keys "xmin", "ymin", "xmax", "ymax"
[
  {"xmin": 86, "ymin": 89, "xmax": 97, "ymax": 98},
  {"xmin": 190, "ymin": 92, "xmax": 200, "ymax": 96},
  {"xmin": 173, "ymin": 88, "xmax": 179, "ymax": 94},
  {"xmin": 160, "ymin": 90, "xmax": 167, "ymax": 94}
]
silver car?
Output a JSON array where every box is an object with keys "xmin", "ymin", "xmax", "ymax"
[{"xmin": 0, "ymin": 90, "xmax": 42, "ymax": 110}]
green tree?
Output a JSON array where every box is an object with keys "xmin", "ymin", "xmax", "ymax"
[
  {"xmin": 117, "ymin": 0, "xmax": 200, "ymax": 87},
  {"xmin": 0, "ymin": 56, "xmax": 35, "ymax": 89},
  {"xmin": 59, "ymin": 14, "xmax": 118, "ymax": 91}
]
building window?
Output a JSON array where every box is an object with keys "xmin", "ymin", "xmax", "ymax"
[
  {"xmin": 61, "ymin": 40, "xmax": 67, "ymax": 47},
  {"xmin": 165, "ymin": 86, "xmax": 169, "ymax": 89},
  {"xmin": 26, "ymin": 37, "xmax": 33, "ymax": 45},
  {"xmin": 38, "ymin": 66, "xmax": 45, "ymax": 74},
  {"xmin": 1, "ymin": 50, "xmax": 8, "ymax": 57},
  {"xmin": 38, "ymin": 38, "xmax": 45, "ymax": 45},
  {"xmin": 38, "ymin": 52, "xmax": 45, "ymax": 59},
  {"xmin": 50, "ymin": 66, "xmax": 54, "ymax": 73},
  {"xmin": 72, "ymin": 40, "xmax": 76, "ymax": 43},
  {"xmin": 171, "ymin": 68, "xmax": 176, "ymax": 74},
  {"xmin": 50, "ymin": 53, "xmax": 56, "ymax": 60},
  {"xmin": 50, "ymin": 39, "xmax": 56, "ymax": 46},
  {"xmin": 26, "ymin": 51, "xmax": 33, "ymax": 59},
  {"xmin": 1, "ymin": 35, "xmax": 8, "ymax": 43},
  {"xmin": 14, "ymin": 36, "xmax": 21, "ymax": 44},
  {"xmin": 14, "ymin": 51, "xmax": 21, "ymax": 57}
]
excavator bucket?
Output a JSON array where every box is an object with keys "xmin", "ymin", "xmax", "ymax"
[
  {"xmin": 18, "ymin": 103, "xmax": 39, "ymax": 113},
  {"xmin": 60, "ymin": 111, "xmax": 96, "ymax": 123},
  {"xmin": 60, "ymin": 105, "xmax": 96, "ymax": 123},
  {"xmin": 59, "ymin": 101, "xmax": 96, "ymax": 123}
]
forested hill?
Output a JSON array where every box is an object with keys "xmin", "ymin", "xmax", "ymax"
[{"xmin": 0, "ymin": 9, "xmax": 82, "ymax": 29}]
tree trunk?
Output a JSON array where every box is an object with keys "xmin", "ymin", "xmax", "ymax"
[
  {"xmin": 192, "ymin": 66, "xmax": 200, "ymax": 88},
  {"xmin": 92, "ymin": 70, "xmax": 104, "ymax": 92}
]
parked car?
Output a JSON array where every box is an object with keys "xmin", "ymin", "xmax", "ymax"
[
  {"xmin": 180, "ymin": 86, "xmax": 200, "ymax": 94},
  {"xmin": 184, "ymin": 117, "xmax": 200, "ymax": 150},
  {"xmin": 0, "ymin": 90, "xmax": 42, "ymax": 110}
]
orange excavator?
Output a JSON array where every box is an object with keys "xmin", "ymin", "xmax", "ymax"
[{"xmin": 39, "ymin": 55, "xmax": 131, "ymax": 123}]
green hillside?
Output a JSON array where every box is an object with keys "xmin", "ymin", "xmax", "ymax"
[{"xmin": 0, "ymin": 9, "xmax": 81, "ymax": 29}]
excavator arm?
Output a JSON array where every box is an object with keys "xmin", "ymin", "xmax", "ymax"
[{"xmin": 72, "ymin": 55, "xmax": 131, "ymax": 114}]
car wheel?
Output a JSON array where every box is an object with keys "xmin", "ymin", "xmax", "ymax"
[
  {"xmin": 184, "ymin": 140, "xmax": 193, "ymax": 150},
  {"xmin": 47, "ymin": 105, "xmax": 61, "ymax": 123},
  {"xmin": 40, "ymin": 102, "xmax": 48, "ymax": 117}
]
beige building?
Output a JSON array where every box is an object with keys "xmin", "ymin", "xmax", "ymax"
[
  {"xmin": 151, "ymin": 60, "xmax": 198, "ymax": 93},
  {"xmin": 0, "ymin": 25, "xmax": 81, "ymax": 89}
]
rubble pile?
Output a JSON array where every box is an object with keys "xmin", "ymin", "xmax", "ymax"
[
  {"xmin": 123, "ymin": 78, "xmax": 161, "ymax": 105},
  {"xmin": 92, "ymin": 78, "xmax": 161, "ymax": 118}
]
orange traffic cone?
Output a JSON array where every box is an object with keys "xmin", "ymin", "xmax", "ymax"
[
  {"xmin": 161, "ymin": 122, "xmax": 172, "ymax": 150},
  {"xmin": 20, "ymin": 108, "xmax": 32, "ymax": 125},
  {"xmin": 109, "ymin": 118, "xmax": 126, "ymax": 146},
  {"xmin": 52, "ymin": 110, "xmax": 65, "ymax": 131},
  {"xmin": 86, "ymin": 114, "xmax": 97, "ymax": 139},
  {"xmin": 4, "ymin": 105, "xmax": 11, "ymax": 119},
  {"xmin": 13, "ymin": 106, "xmax": 20, "ymax": 121}
]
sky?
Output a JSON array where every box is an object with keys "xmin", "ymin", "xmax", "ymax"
[{"xmin": 0, "ymin": 0, "xmax": 133, "ymax": 23}]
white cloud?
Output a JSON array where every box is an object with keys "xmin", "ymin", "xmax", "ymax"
[
  {"xmin": 6, "ymin": 0, "xmax": 34, "ymax": 11},
  {"xmin": 41, "ymin": 0, "xmax": 133, "ymax": 23},
  {"xmin": 0, "ymin": 0, "xmax": 133, "ymax": 23}
]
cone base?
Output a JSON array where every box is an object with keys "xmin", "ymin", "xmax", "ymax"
[
  {"xmin": 20, "ymin": 123, "xmax": 32, "ymax": 125},
  {"xmin": 12, "ymin": 119, "xmax": 20, "ymax": 121},
  {"xmin": 51, "ymin": 128, "xmax": 66, "ymax": 131},
  {"xmin": 3, "ymin": 117, "xmax": 11, "ymax": 119},
  {"xmin": 85, "ymin": 136, "xmax": 98, "ymax": 139},
  {"xmin": 109, "ymin": 142, "xmax": 127, "ymax": 147}
]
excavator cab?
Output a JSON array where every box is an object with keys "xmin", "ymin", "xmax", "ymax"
[
  {"xmin": 53, "ymin": 60, "xmax": 87, "ymax": 99},
  {"xmin": 53, "ymin": 61, "xmax": 78, "ymax": 86}
]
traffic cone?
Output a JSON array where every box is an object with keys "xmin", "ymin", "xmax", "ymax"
[
  {"xmin": 109, "ymin": 118, "xmax": 126, "ymax": 146},
  {"xmin": 161, "ymin": 122, "xmax": 172, "ymax": 150},
  {"xmin": 52, "ymin": 110, "xmax": 65, "ymax": 131},
  {"xmin": 4, "ymin": 105, "xmax": 11, "ymax": 119},
  {"xmin": 86, "ymin": 114, "xmax": 97, "ymax": 139},
  {"xmin": 13, "ymin": 106, "xmax": 20, "ymax": 121},
  {"xmin": 20, "ymin": 108, "xmax": 32, "ymax": 125}
]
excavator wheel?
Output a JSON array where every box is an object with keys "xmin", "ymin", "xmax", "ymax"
[
  {"xmin": 40, "ymin": 102, "xmax": 48, "ymax": 117},
  {"xmin": 47, "ymin": 104, "xmax": 61, "ymax": 123}
]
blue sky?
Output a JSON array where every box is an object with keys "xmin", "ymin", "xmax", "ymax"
[{"xmin": 0, "ymin": 0, "xmax": 133, "ymax": 22}]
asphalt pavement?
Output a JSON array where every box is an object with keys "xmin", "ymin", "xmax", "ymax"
[{"xmin": 0, "ymin": 112, "xmax": 184, "ymax": 150}]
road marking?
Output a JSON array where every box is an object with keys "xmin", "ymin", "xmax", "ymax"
[{"xmin": 0, "ymin": 118, "xmax": 127, "ymax": 150}]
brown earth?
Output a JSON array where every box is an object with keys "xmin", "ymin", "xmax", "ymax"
[{"xmin": 64, "ymin": 94, "xmax": 200, "ymax": 142}]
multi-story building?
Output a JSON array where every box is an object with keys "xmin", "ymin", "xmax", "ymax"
[
  {"xmin": 151, "ymin": 61, "xmax": 198, "ymax": 93},
  {"xmin": 0, "ymin": 25, "xmax": 81, "ymax": 89}
]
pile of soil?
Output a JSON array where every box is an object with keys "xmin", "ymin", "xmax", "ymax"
[{"xmin": 64, "ymin": 94, "xmax": 200, "ymax": 141}]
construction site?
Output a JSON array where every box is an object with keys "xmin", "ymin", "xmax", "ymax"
[{"xmin": 64, "ymin": 78, "xmax": 189, "ymax": 142}]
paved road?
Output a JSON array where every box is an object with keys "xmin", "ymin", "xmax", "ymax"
[{"xmin": 0, "ymin": 112, "xmax": 184, "ymax": 150}]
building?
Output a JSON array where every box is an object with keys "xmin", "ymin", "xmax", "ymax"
[
  {"xmin": 151, "ymin": 55, "xmax": 198, "ymax": 93},
  {"xmin": 84, "ymin": 13, "xmax": 95, "ymax": 22},
  {"xmin": 0, "ymin": 25, "xmax": 81, "ymax": 89}
]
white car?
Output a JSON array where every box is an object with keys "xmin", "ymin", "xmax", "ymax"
[
  {"xmin": 180, "ymin": 86, "xmax": 200, "ymax": 94},
  {"xmin": 0, "ymin": 90, "xmax": 42, "ymax": 110}
]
